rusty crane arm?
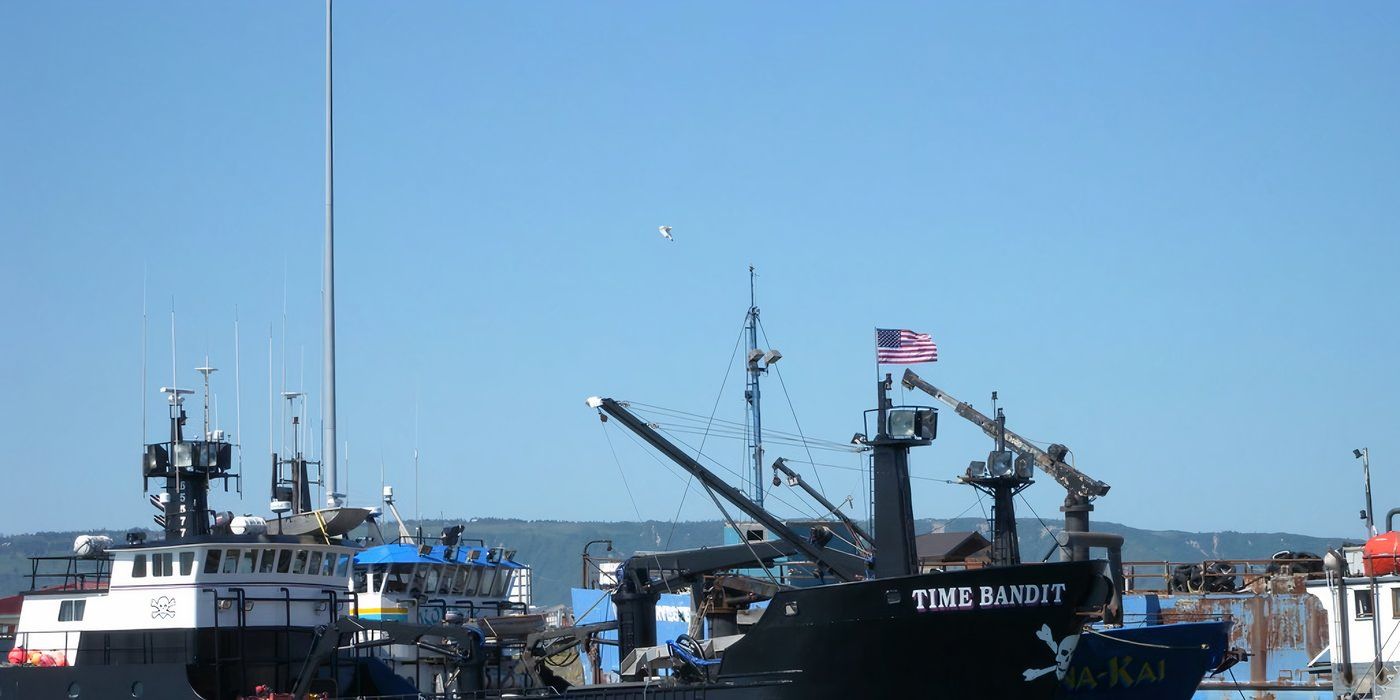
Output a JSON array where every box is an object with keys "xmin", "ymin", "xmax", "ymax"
[{"xmin": 900, "ymin": 369, "xmax": 1109, "ymax": 500}]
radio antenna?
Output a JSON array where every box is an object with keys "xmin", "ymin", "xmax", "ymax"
[
  {"xmin": 234, "ymin": 311, "xmax": 244, "ymax": 498},
  {"xmin": 140, "ymin": 266, "xmax": 148, "ymax": 497}
]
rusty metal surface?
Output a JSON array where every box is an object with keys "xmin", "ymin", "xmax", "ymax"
[{"xmin": 1122, "ymin": 569, "xmax": 1332, "ymax": 699}]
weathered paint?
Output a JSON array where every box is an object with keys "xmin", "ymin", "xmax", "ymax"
[{"xmin": 1123, "ymin": 572, "xmax": 1332, "ymax": 699}]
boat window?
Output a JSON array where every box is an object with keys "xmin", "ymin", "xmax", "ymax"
[
  {"xmin": 352, "ymin": 570, "xmax": 368, "ymax": 593},
  {"xmin": 259, "ymin": 549, "xmax": 276, "ymax": 574},
  {"xmin": 293, "ymin": 550, "xmax": 309, "ymax": 575},
  {"xmin": 450, "ymin": 567, "xmax": 468, "ymax": 594},
  {"xmin": 464, "ymin": 567, "xmax": 482, "ymax": 596},
  {"xmin": 241, "ymin": 549, "xmax": 257, "ymax": 574},
  {"xmin": 497, "ymin": 570, "xmax": 514, "ymax": 598},
  {"xmin": 335, "ymin": 554, "xmax": 351, "ymax": 578},
  {"xmin": 307, "ymin": 551, "xmax": 323, "ymax": 577},
  {"xmin": 132, "ymin": 554, "xmax": 147, "ymax": 578},
  {"xmin": 424, "ymin": 567, "xmax": 440, "ymax": 594},
  {"xmin": 385, "ymin": 565, "xmax": 409, "ymax": 594},
  {"xmin": 1356, "ymin": 589, "xmax": 1374, "ymax": 619},
  {"xmin": 438, "ymin": 566, "xmax": 454, "ymax": 594},
  {"xmin": 322, "ymin": 553, "xmax": 338, "ymax": 577},
  {"xmin": 480, "ymin": 569, "xmax": 498, "ymax": 598},
  {"xmin": 58, "ymin": 600, "xmax": 86, "ymax": 622},
  {"xmin": 1393, "ymin": 588, "xmax": 1400, "ymax": 619},
  {"xmin": 179, "ymin": 551, "xmax": 196, "ymax": 576},
  {"xmin": 222, "ymin": 549, "xmax": 240, "ymax": 574},
  {"xmin": 151, "ymin": 553, "xmax": 164, "ymax": 578},
  {"xmin": 163, "ymin": 553, "xmax": 175, "ymax": 577},
  {"xmin": 204, "ymin": 549, "xmax": 221, "ymax": 574},
  {"xmin": 277, "ymin": 549, "xmax": 292, "ymax": 573}
]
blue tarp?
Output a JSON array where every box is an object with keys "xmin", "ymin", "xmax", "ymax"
[{"xmin": 571, "ymin": 588, "xmax": 699, "ymax": 684}]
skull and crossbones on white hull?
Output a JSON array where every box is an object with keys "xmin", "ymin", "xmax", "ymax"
[{"xmin": 1023, "ymin": 624, "xmax": 1078, "ymax": 682}]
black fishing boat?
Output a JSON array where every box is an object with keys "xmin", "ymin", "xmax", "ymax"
[{"xmin": 512, "ymin": 373, "xmax": 1114, "ymax": 699}]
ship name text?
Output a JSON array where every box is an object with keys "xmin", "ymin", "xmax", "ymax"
[{"xmin": 912, "ymin": 583, "xmax": 1067, "ymax": 613}]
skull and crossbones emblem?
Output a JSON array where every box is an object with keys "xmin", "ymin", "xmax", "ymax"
[
  {"xmin": 1022, "ymin": 624, "xmax": 1078, "ymax": 682},
  {"xmin": 150, "ymin": 596, "xmax": 176, "ymax": 620}
]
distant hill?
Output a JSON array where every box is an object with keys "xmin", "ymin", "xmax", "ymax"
[{"xmin": 0, "ymin": 518, "xmax": 1352, "ymax": 608}]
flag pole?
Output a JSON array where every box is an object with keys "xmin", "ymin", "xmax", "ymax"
[{"xmin": 873, "ymin": 328, "xmax": 880, "ymax": 384}]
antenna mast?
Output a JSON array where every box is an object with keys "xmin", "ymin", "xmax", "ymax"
[
  {"xmin": 322, "ymin": 0, "xmax": 341, "ymax": 507},
  {"xmin": 196, "ymin": 360, "xmax": 217, "ymax": 439},
  {"xmin": 744, "ymin": 266, "xmax": 764, "ymax": 507}
]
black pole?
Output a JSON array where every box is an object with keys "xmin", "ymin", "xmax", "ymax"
[{"xmin": 869, "ymin": 375, "xmax": 919, "ymax": 578}]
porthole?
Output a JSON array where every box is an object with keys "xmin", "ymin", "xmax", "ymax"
[
  {"xmin": 131, "ymin": 681, "xmax": 144, "ymax": 697},
  {"xmin": 67, "ymin": 682, "xmax": 80, "ymax": 698}
]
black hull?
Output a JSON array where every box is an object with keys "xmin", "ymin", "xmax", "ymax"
[
  {"xmin": 0, "ymin": 663, "xmax": 201, "ymax": 699},
  {"xmin": 0, "ymin": 561, "xmax": 1109, "ymax": 698},
  {"xmin": 563, "ymin": 560, "xmax": 1111, "ymax": 699}
]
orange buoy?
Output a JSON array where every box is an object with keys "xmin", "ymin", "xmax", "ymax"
[
  {"xmin": 26, "ymin": 650, "xmax": 41, "ymax": 666},
  {"xmin": 6, "ymin": 647, "xmax": 25, "ymax": 665}
]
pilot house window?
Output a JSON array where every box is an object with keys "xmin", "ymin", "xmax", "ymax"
[
  {"xmin": 222, "ymin": 549, "xmax": 240, "ymax": 574},
  {"xmin": 1355, "ymin": 589, "xmax": 1374, "ymax": 620},
  {"xmin": 151, "ymin": 553, "xmax": 173, "ymax": 577},
  {"xmin": 58, "ymin": 600, "xmax": 86, "ymax": 622}
]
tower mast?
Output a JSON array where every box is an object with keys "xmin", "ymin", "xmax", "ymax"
[
  {"xmin": 322, "ymin": 0, "xmax": 340, "ymax": 507},
  {"xmin": 744, "ymin": 266, "xmax": 764, "ymax": 506}
]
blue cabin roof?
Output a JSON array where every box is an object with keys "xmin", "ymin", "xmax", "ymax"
[
  {"xmin": 355, "ymin": 544, "xmax": 445, "ymax": 566},
  {"xmin": 354, "ymin": 543, "xmax": 524, "ymax": 568}
]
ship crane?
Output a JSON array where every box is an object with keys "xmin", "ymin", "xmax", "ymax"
[{"xmin": 900, "ymin": 369, "xmax": 1110, "ymax": 562}]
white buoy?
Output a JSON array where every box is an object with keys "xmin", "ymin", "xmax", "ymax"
[
  {"xmin": 73, "ymin": 535, "xmax": 114, "ymax": 558},
  {"xmin": 230, "ymin": 516, "xmax": 268, "ymax": 536}
]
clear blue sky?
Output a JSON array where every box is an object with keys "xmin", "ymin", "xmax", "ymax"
[{"xmin": 2, "ymin": 2, "xmax": 1396, "ymax": 540}]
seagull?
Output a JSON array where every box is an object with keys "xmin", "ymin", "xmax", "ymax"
[{"xmin": 658, "ymin": 225, "xmax": 674, "ymax": 242}]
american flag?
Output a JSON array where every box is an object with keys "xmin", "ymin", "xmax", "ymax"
[{"xmin": 876, "ymin": 328, "xmax": 938, "ymax": 364}]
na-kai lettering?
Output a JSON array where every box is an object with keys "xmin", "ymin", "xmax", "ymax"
[
  {"xmin": 1062, "ymin": 656, "xmax": 1167, "ymax": 690},
  {"xmin": 912, "ymin": 583, "xmax": 1067, "ymax": 612}
]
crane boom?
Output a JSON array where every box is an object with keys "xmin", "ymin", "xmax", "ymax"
[
  {"xmin": 901, "ymin": 369, "xmax": 1109, "ymax": 500},
  {"xmin": 588, "ymin": 397, "xmax": 863, "ymax": 582}
]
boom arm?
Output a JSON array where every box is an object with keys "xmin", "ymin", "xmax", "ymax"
[
  {"xmin": 589, "ymin": 397, "xmax": 862, "ymax": 582},
  {"xmin": 772, "ymin": 457, "xmax": 874, "ymax": 549},
  {"xmin": 900, "ymin": 369, "xmax": 1109, "ymax": 500}
]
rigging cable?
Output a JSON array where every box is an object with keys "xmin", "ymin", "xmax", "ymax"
[
  {"xmin": 660, "ymin": 429, "xmax": 827, "ymax": 522},
  {"xmin": 598, "ymin": 420, "xmax": 645, "ymax": 524},
  {"xmin": 1018, "ymin": 492, "xmax": 1071, "ymax": 562},
  {"xmin": 665, "ymin": 322, "xmax": 746, "ymax": 549},
  {"xmin": 756, "ymin": 319, "xmax": 828, "ymax": 495},
  {"xmin": 698, "ymin": 480, "xmax": 782, "ymax": 585}
]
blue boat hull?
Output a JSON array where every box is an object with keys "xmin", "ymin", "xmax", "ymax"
[{"xmin": 1059, "ymin": 620, "xmax": 1231, "ymax": 699}]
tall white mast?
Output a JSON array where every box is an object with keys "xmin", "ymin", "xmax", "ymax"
[{"xmin": 322, "ymin": 0, "xmax": 341, "ymax": 508}]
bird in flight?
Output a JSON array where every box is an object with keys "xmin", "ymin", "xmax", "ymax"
[{"xmin": 658, "ymin": 225, "xmax": 674, "ymax": 242}]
